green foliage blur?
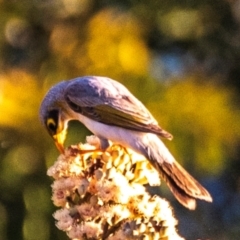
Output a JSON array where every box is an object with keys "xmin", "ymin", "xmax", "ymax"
[{"xmin": 0, "ymin": 0, "xmax": 240, "ymax": 239}]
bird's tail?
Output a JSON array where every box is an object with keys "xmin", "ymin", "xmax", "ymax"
[
  {"xmin": 137, "ymin": 134, "xmax": 212, "ymax": 210},
  {"xmin": 153, "ymin": 159, "xmax": 212, "ymax": 210}
]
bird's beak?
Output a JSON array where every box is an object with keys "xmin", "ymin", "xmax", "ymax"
[{"xmin": 53, "ymin": 129, "xmax": 67, "ymax": 154}]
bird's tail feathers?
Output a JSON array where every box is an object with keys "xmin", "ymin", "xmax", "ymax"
[
  {"xmin": 153, "ymin": 160, "xmax": 212, "ymax": 210},
  {"xmin": 139, "ymin": 135, "xmax": 212, "ymax": 210}
]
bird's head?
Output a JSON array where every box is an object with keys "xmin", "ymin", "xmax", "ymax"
[{"xmin": 39, "ymin": 81, "xmax": 72, "ymax": 153}]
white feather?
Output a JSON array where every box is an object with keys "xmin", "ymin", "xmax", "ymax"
[{"xmin": 75, "ymin": 113, "xmax": 174, "ymax": 164}]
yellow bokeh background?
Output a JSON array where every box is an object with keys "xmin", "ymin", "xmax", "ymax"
[{"xmin": 0, "ymin": 2, "xmax": 240, "ymax": 240}]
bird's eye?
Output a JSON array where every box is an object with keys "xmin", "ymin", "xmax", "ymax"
[
  {"xmin": 46, "ymin": 109, "xmax": 59, "ymax": 134},
  {"xmin": 47, "ymin": 118, "xmax": 57, "ymax": 133}
]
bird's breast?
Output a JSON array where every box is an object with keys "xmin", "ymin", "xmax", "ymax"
[
  {"xmin": 75, "ymin": 113, "xmax": 174, "ymax": 165},
  {"xmin": 75, "ymin": 114, "xmax": 141, "ymax": 146}
]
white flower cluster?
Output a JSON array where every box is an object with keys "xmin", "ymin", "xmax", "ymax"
[{"xmin": 47, "ymin": 136, "xmax": 184, "ymax": 240}]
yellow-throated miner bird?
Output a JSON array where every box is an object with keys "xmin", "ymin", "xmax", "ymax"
[{"xmin": 40, "ymin": 76, "xmax": 212, "ymax": 209}]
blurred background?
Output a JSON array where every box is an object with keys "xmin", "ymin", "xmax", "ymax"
[{"xmin": 0, "ymin": 0, "xmax": 240, "ymax": 239}]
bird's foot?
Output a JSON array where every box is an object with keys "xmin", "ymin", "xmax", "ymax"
[
  {"xmin": 86, "ymin": 135, "xmax": 110, "ymax": 150},
  {"xmin": 67, "ymin": 135, "xmax": 110, "ymax": 156}
]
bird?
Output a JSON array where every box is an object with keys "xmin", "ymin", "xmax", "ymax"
[{"xmin": 39, "ymin": 76, "xmax": 212, "ymax": 210}]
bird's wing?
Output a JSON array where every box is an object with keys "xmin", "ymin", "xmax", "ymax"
[{"xmin": 64, "ymin": 77, "xmax": 173, "ymax": 139}]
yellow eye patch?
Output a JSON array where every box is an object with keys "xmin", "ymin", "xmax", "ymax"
[{"xmin": 47, "ymin": 118, "xmax": 57, "ymax": 132}]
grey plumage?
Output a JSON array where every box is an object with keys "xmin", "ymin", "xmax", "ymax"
[
  {"xmin": 40, "ymin": 76, "xmax": 212, "ymax": 209},
  {"xmin": 65, "ymin": 76, "xmax": 173, "ymax": 139}
]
